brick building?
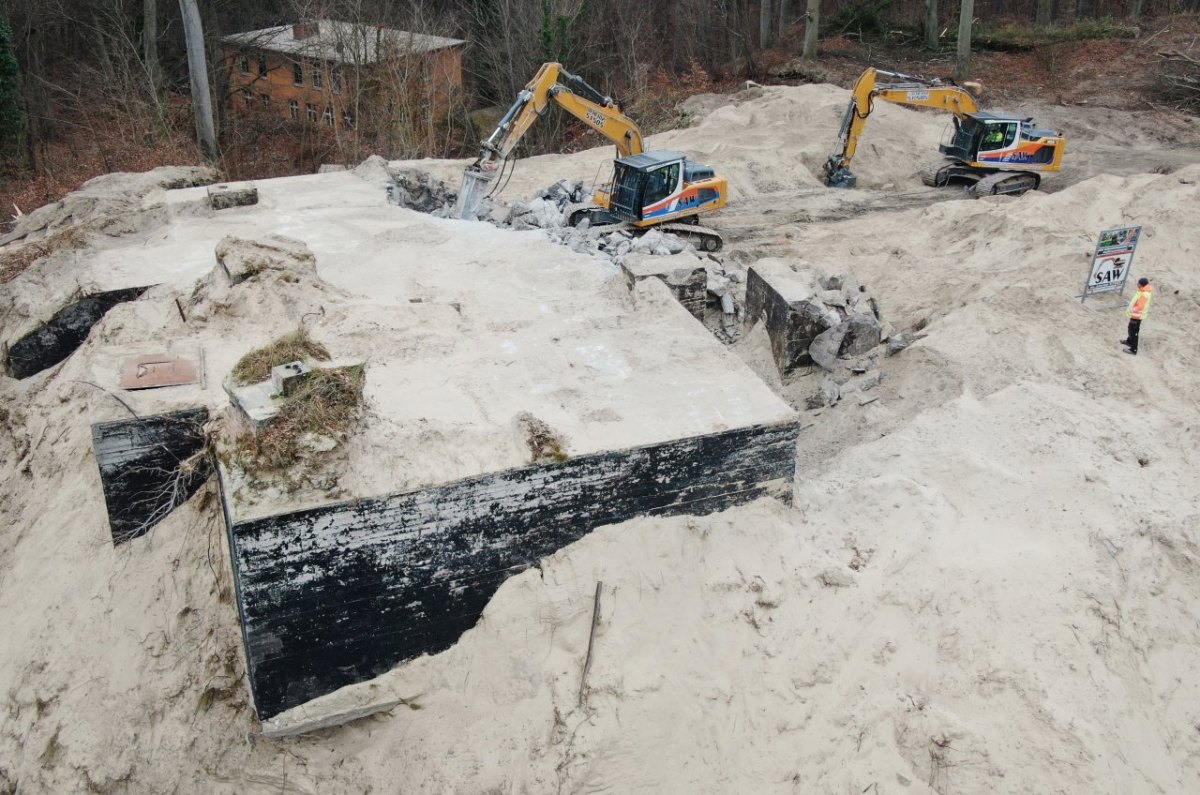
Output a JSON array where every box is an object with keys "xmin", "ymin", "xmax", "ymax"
[{"xmin": 222, "ymin": 20, "xmax": 465, "ymax": 134}]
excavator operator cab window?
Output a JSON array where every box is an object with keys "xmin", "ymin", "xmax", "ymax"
[
  {"xmin": 980, "ymin": 122, "xmax": 1018, "ymax": 152},
  {"xmin": 643, "ymin": 162, "xmax": 681, "ymax": 207}
]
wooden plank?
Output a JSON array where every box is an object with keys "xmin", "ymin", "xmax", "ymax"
[{"xmin": 223, "ymin": 418, "xmax": 801, "ymax": 720}]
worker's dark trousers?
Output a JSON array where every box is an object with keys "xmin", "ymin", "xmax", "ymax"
[{"xmin": 1126, "ymin": 318, "xmax": 1142, "ymax": 353}]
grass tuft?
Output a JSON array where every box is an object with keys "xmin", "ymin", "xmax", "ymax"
[
  {"xmin": 230, "ymin": 327, "xmax": 330, "ymax": 386},
  {"xmin": 236, "ymin": 365, "xmax": 365, "ymax": 473}
]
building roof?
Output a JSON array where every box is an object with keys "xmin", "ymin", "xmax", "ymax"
[{"xmin": 222, "ymin": 20, "xmax": 465, "ymax": 65}]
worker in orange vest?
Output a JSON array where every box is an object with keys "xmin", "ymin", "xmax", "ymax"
[{"xmin": 1121, "ymin": 277, "xmax": 1153, "ymax": 356}]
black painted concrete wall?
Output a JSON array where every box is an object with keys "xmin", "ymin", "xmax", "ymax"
[
  {"xmin": 92, "ymin": 408, "xmax": 211, "ymax": 544},
  {"xmin": 223, "ymin": 419, "xmax": 801, "ymax": 720},
  {"xmin": 745, "ymin": 268, "xmax": 827, "ymax": 377},
  {"xmin": 7, "ymin": 287, "xmax": 149, "ymax": 379}
]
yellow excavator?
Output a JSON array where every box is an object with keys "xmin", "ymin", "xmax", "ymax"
[
  {"xmin": 822, "ymin": 68, "xmax": 1066, "ymax": 197},
  {"xmin": 455, "ymin": 62, "xmax": 728, "ymax": 251}
]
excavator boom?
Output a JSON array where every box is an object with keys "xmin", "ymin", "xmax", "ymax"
[
  {"xmin": 823, "ymin": 68, "xmax": 980, "ymax": 188},
  {"xmin": 455, "ymin": 63, "xmax": 644, "ymax": 218}
]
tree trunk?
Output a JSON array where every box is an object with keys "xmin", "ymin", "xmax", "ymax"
[
  {"xmin": 1075, "ymin": 0, "xmax": 1095, "ymax": 20},
  {"xmin": 925, "ymin": 0, "xmax": 938, "ymax": 49},
  {"xmin": 177, "ymin": 0, "xmax": 216, "ymax": 161},
  {"xmin": 1130, "ymin": 0, "xmax": 1144, "ymax": 22},
  {"xmin": 760, "ymin": 0, "xmax": 772, "ymax": 48},
  {"xmin": 1036, "ymin": 0, "xmax": 1054, "ymax": 29},
  {"xmin": 143, "ymin": 0, "xmax": 158, "ymax": 92},
  {"xmin": 802, "ymin": 0, "xmax": 819, "ymax": 59},
  {"xmin": 778, "ymin": 0, "xmax": 788, "ymax": 36},
  {"xmin": 956, "ymin": 0, "xmax": 974, "ymax": 79}
]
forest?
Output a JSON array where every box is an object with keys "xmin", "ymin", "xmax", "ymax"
[{"xmin": 0, "ymin": 0, "xmax": 1197, "ymax": 226}]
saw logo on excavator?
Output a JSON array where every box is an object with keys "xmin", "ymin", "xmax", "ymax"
[
  {"xmin": 823, "ymin": 67, "xmax": 1067, "ymax": 198},
  {"xmin": 455, "ymin": 62, "xmax": 728, "ymax": 251}
]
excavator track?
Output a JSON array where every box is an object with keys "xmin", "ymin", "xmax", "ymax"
[
  {"xmin": 968, "ymin": 171, "xmax": 1040, "ymax": 199},
  {"xmin": 658, "ymin": 222, "xmax": 724, "ymax": 252},
  {"xmin": 920, "ymin": 158, "xmax": 956, "ymax": 187}
]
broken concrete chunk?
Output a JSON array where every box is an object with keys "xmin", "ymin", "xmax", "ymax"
[
  {"xmin": 886, "ymin": 333, "xmax": 913, "ymax": 357},
  {"xmin": 808, "ymin": 323, "xmax": 846, "ymax": 372},
  {"xmin": 839, "ymin": 313, "xmax": 882, "ymax": 358},
  {"xmin": 745, "ymin": 261, "xmax": 831, "ymax": 376},
  {"xmin": 208, "ymin": 182, "xmax": 258, "ymax": 210},
  {"xmin": 622, "ymin": 253, "xmax": 706, "ymax": 319}
]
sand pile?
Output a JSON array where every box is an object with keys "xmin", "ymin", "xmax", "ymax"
[{"xmin": 2, "ymin": 81, "xmax": 1200, "ymax": 793}]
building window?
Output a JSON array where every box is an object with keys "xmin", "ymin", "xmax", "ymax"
[
  {"xmin": 306, "ymin": 103, "xmax": 317, "ymax": 122},
  {"xmin": 312, "ymin": 66, "xmax": 323, "ymax": 90},
  {"xmin": 261, "ymin": 94, "xmax": 271, "ymax": 108},
  {"xmin": 257, "ymin": 57, "xmax": 268, "ymax": 78},
  {"xmin": 293, "ymin": 62, "xmax": 304, "ymax": 86},
  {"xmin": 323, "ymin": 107, "xmax": 334, "ymax": 127},
  {"xmin": 239, "ymin": 56, "xmax": 249, "ymax": 75},
  {"xmin": 331, "ymin": 67, "xmax": 342, "ymax": 94},
  {"xmin": 289, "ymin": 99, "xmax": 299, "ymax": 119},
  {"xmin": 242, "ymin": 89, "xmax": 253, "ymax": 109}
]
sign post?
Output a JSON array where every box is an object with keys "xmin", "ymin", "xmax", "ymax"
[{"xmin": 1081, "ymin": 225, "xmax": 1141, "ymax": 302}]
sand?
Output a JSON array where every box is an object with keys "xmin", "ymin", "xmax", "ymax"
[{"xmin": 2, "ymin": 83, "xmax": 1200, "ymax": 793}]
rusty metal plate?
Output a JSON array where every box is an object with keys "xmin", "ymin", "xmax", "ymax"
[{"xmin": 119, "ymin": 354, "xmax": 199, "ymax": 390}]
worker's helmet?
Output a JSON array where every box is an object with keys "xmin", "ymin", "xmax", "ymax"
[{"xmin": 1138, "ymin": 277, "xmax": 1150, "ymax": 287}]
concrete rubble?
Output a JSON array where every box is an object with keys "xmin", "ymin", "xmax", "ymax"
[{"xmin": 744, "ymin": 259, "xmax": 897, "ymax": 410}]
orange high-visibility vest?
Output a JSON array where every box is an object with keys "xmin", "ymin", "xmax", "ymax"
[{"xmin": 1128, "ymin": 285, "xmax": 1153, "ymax": 320}]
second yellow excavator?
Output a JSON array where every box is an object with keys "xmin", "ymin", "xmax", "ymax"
[
  {"xmin": 455, "ymin": 62, "xmax": 728, "ymax": 251},
  {"xmin": 822, "ymin": 68, "xmax": 1066, "ymax": 197}
]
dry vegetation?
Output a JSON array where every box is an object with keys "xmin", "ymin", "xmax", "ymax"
[
  {"xmin": 229, "ymin": 326, "xmax": 330, "ymax": 385},
  {"xmin": 234, "ymin": 364, "xmax": 365, "ymax": 473}
]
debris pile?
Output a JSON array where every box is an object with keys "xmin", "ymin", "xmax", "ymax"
[
  {"xmin": 744, "ymin": 260, "xmax": 910, "ymax": 408},
  {"xmin": 385, "ymin": 167, "xmax": 458, "ymax": 215}
]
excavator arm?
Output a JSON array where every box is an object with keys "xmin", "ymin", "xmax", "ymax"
[
  {"xmin": 455, "ymin": 63, "xmax": 644, "ymax": 218},
  {"xmin": 480, "ymin": 62, "xmax": 644, "ymax": 162},
  {"xmin": 823, "ymin": 68, "xmax": 980, "ymax": 188}
]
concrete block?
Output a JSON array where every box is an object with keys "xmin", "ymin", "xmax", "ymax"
[
  {"xmin": 92, "ymin": 408, "xmax": 211, "ymax": 544},
  {"xmin": 745, "ymin": 262, "xmax": 834, "ymax": 377},
  {"xmin": 621, "ymin": 252, "xmax": 707, "ymax": 319},
  {"xmin": 207, "ymin": 182, "xmax": 258, "ymax": 211},
  {"xmin": 271, "ymin": 361, "xmax": 312, "ymax": 397},
  {"xmin": 219, "ymin": 418, "xmax": 802, "ymax": 723}
]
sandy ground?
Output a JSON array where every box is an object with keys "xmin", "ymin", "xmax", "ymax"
[{"xmin": 2, "ymin": 83, "xmax": 1200, "ymax": 793}]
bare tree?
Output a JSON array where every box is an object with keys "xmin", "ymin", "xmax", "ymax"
[
  {"xmin": 778, "ymin": 0, "xmax": 788, "ymax": 38},
  {"xmin": 925, "ymin": 0, "xmax": 939, "ymax": 49},
  {"xmin": 143, "ymin": 0, "xmax": 159, "ymax": 93},
  {"xmin": 760, "ymin": 0, "xmax": 772, "ymax": 48},
  {"xmin": 179, "ymin": 0, "xmax": 217, "ymax": 160},
  {"xmin": 1036, "ymin": 0, "xmax": 1054, "ymax": 29},
  {"xmin": 802, "ymin": 0, "xmax": 819, "ymax": 60},
  {"xmin": 956, "ymin": 0, "xmax": 974, "ymax": 79}
]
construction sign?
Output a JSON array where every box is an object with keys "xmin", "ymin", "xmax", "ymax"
[{"xmin": 1082, "ymin": 225, "xmax": 1141, "ymax": 300}]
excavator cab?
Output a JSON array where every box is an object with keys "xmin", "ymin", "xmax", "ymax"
[
  {"xmin": 596, "ymin": 150, "xmax": 727, "ymax": 227},
  {"xmin": 941, "ymin": 113, "xmax": 1064, "ymax": 170}
]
